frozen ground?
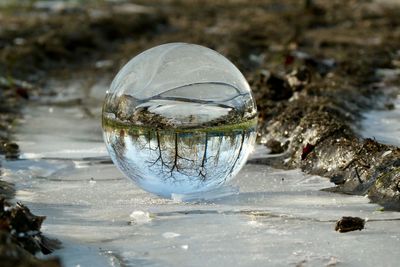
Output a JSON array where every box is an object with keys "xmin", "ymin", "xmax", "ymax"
[{"xmin": 3, "ymin": 80, "xmax": 400, "ymax": 267}]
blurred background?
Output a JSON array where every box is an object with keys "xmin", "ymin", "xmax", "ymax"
[{"xmin": 1, "ymin": 0, "xmax": 397, "ymax": 79}]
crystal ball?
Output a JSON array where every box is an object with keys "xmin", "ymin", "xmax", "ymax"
[{"xmin": 102, "ymin": 43, "xmax": 257, "ymax": 198}]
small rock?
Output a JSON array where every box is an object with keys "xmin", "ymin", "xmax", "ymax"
[
  {"xmin": 330, "ymin": 173, "xmax": 346, "ymax": 185},
  {"xmin": 266, "ymin": 139, "xmax": 284, "ymax": 154},
  {"xmin": 335, "ymin": 216, "xmax": 365, "ymax": 233}
]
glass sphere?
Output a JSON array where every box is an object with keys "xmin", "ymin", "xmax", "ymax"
[{"xmin": 102, "ymin": 43, "xmax": 257, "ymax": 198}]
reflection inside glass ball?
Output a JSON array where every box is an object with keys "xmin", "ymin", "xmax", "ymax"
[{"xmin": 102, "ymin": 43, "xmax": 257, "ymax": 197}]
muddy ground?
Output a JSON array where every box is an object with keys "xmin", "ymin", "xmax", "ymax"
[{"xmin": 1, "ymin": 0, "xmax": 400, "ymax": 264}]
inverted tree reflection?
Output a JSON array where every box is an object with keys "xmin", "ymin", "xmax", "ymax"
[{"xmin": 108, "ymin": 128, "xmax": 253, "ymax": 185}]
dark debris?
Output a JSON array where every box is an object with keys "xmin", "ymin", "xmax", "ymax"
[
  {"xmin": 0, "ymin": 199, "xmax": 61, "ymax": 256},
  {"xmin": 266, "ymin": 139, "xmax": 285, "ymax": 154},
  {"xmin": 335, "ymin": 216, "xmax": 365, "ymax": 233}
]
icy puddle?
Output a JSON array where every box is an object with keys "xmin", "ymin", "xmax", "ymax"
[{"xmin": 3, "ymin": 81, "xmax": 400, "ymax": 267}]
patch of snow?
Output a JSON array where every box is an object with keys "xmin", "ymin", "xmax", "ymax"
[{"xmin": 162, "ymin": 232, "xmax": 181, "ymax": 239}]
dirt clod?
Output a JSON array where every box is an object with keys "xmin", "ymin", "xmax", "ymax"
[{"xmin": 335, "ymin": 216, "xmax": 365, "ymax": 233}]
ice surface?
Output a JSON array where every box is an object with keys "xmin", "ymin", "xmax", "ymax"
[
  {"xmin": 4, "ymin": 80, "xmax": 400, "ymax": 267},
  {"xmin": 170, "ymin": 185, "xmax": 239, "ymax": 202},
  {"xmin": 102, "ymin": 43, "xmax": 257, "ymax": 196},
  {"xmin": 361, "ymin": 94, "xmax": 400, "ymax": 147}
]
